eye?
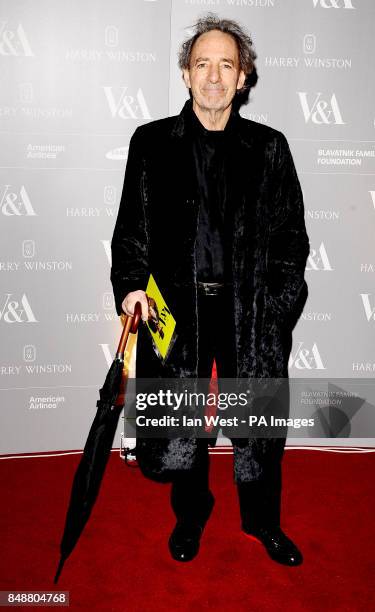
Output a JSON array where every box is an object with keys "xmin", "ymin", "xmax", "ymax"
[
  {"xmin": 196, "ymin": 63, "xmax": 206, "ymax": 69},
  {"xmin": 222, "ymin": 63, "xmax": 233, "ymax": 69}
]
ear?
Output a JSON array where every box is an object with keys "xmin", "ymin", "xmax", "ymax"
[
  {"xmin": 236, "ymin": 69, "xmax": 246, "ymax": 91},
  {"xmin": 182, "ymin": 68, "xmax": 191, "ymax": 89}
]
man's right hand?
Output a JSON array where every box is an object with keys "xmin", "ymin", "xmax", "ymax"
[{"xmin": 122, "ymin": 290, "xmax": 149, "ymax": 322}]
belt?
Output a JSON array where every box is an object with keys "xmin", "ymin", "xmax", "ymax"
[{"xmin": 197, "ymin": 281, "xmax": 226, "ymax": 296}]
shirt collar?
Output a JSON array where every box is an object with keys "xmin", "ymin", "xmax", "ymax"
[
  {"xmin": 188, "ymin": 99, "xmax": 236, "ymax": 137},
  {"xmin": 172, "ymin": 97, "xmax": 241, "ymax": 140}
]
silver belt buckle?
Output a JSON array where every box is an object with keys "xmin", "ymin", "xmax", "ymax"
[{"xmin": 198, "ymin": 282, "xmax": 225, "ymax": 296}]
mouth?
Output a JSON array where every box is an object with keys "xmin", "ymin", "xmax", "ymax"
[{"xmin": 203, "ymin": 88, "xmax": 225, "ymax": 95}]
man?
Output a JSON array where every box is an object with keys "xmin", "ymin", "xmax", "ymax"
[{"xmin": 111, "ymin": 15, "xmax": 310, "ymax": 566}]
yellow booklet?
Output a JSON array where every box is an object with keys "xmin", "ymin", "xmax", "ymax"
[{"xmin": 145, "ymin": 274, "xmax": 177, "ymax": 363}]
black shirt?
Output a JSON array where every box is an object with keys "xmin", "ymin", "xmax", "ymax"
[{"xmin": 189, "ymin": 105, "xmax": 233, "ymax": 283}]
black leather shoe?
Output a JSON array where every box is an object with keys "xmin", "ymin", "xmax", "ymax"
[
  {"xmin": 168, "ymin": 493, "xmax": 214, "ymax": 562},
  {"xmin": 242, "ymin": 526, "xmax": 303, "ymax": 566},
  {"xmin": 168, "ymin": 522, "xmax": 204, "ymax": 562}
]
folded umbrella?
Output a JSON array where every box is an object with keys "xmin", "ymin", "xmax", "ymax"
[{"xmin": 53, "ymin": 302, "xmax": 142, "ymax": 584}]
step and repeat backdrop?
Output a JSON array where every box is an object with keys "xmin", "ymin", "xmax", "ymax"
[{"xmin": 1, "ymin": 0, "xmax": 374, "ymax": 454}]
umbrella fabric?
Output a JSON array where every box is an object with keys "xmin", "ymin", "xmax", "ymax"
[
  {"xmin": 54, "ymin": 305, "xmax": 141, "ymax": 584},
  {"xmin": 54, "ymin": 360, "xmax": 123, "ymax": 583}
]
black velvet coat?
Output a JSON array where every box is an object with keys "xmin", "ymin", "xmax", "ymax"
[{"xmin": 110, "ymin": 98, "xmax": 310, "ymax": 482}]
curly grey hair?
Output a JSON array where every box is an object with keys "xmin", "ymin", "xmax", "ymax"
[{"xmin": 178, "ymin": 13, "xmax": 257, "ymax": 92}]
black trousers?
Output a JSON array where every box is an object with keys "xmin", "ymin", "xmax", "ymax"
[{"xmin": 171, "ymin": 290, "xmax": 282, "ymax": 531}]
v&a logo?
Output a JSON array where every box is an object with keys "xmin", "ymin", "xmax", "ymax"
[
  {"xmin": 104, "ymin": 86, "xmax": 152, "ymax": 120},
  {"xmin": 306, "ymin": 243, "xmax": 333, "ymax": 271},
  {"xmin": 360, "ymin": 295, "xmax": 375, "ymax": 322},
  {"xmin": 298, "ymin": 92, "xmax": 345, "ymax": 124},
  {"xmin": 289, "ymin": 342, "xmax": 326, "ymax": 370},
  {"xmin": 102, "ymin": 240, "xmax": 112, "ymax": 265},
  {"xmin": 0, "ymin": 21, "xmax": 34, "ymax": 56},
  {"xmin": 312, "ymin": 0, "xmax": 355, "ymax": 7},
  {"xmin": 99, "ymin": 342, "xmax": 135, "ymax": 371},
  {"xmin": 0, "ymin": 294, "xmax": 38, "ymax": 323},
  {"xmin": 1, "ymin": 185, "xmax": 36, "ymax": 216}
]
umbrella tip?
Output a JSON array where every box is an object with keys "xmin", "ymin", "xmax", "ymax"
[{"xmin": 53, "ymin": 557, "xmax": 65, "ymax": 584}]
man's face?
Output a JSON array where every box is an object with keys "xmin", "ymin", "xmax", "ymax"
[{"xmin": 182, "ymin": 30, "xmax": 246, "ymax": 113}]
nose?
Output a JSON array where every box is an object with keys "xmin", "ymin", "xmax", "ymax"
[{"xmin": 207, "ymin": 64, "xmax": 220, "ymax": 83}]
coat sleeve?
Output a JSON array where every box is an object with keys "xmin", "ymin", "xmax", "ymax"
[
  {"xmin": 110, "ymin": 127, "xmax": 149, "ymax": 316},
  {"xmin": 266, "ymin": 132, "xmax": 310, "ymax": 328}
]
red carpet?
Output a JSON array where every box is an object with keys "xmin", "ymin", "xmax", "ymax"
[{"xmin": 0, "ymin": 449, "xmax": 374, "ymax": 611}]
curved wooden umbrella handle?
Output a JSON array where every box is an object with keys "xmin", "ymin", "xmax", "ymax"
[
  {"xmin": 130, "ymin": 301, "xmax": 142, "ymax": 333},
  {"xmin": 116, "ymin": 301, "xmax": 143, "ymax": 358}
]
